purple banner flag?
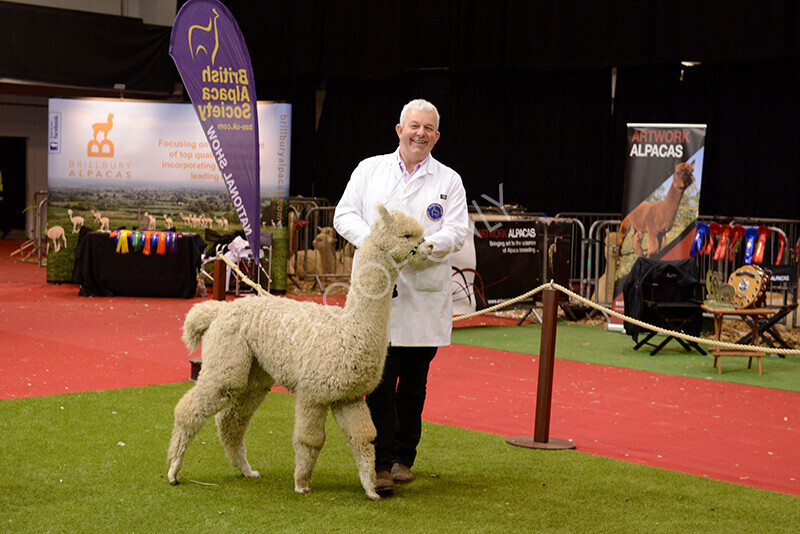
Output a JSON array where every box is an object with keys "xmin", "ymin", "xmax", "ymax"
[{"xmin": 170, "ymin": 0, "xmax": 260, "ymax": 256}]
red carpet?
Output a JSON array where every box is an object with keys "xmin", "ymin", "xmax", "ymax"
[
  {"xmin": 425, "ymin": 345, "xmax": 800, "ymax": 497},
  {"xmin": 1, "ymin": 240, "xmax": 798, "ymax": 497}
]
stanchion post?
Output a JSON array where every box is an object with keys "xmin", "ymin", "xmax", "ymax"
[
  {"xmin": 534, "ymin": 288, "xmax": 558, "ymax": 442},
  {"xmin": 212, "ymin": 258, "xmax": 226, "ymax": 301},
  {"xmin": 507, "ymin": 287, "xmax": 576, "ymax": 450}
]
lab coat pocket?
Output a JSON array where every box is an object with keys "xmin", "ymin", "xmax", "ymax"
[{"xmin": 413, "ymin": 261, "xmax": 448, "ymax": 292}]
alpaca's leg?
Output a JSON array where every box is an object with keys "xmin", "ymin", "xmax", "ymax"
[
  {"xmin": 632, "ymin": 231, "xmax": 644, "ymax": 256},
  {"xmin": 167, "ymin": 383, "xmax": 233, "ymax": 485},
  {"xmin": 216, "ymin": 363, "xmax": 275, "ymax": 478},
  {"xmin": 647, "ymin": 231, "xmax": 661, "ymax": 256},
  {"xmin": 292, "ymin": 399, "xmax": 328, "ymax": 494},
  {"xmin": 332, "ymin": 399, "xmax": 380, "ymax": 501},
  {"xmin": 168, "ymin": 336, "xmax": 252, "ymax": 485}
]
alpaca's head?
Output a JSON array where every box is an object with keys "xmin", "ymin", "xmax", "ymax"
[
  {"xmin": 673, "ymin": 161, "xmax": 695, "ymax": 190},
  {"xmin": 312, "ymin": 228, "xmax": 336, "ymax": 251},
  {"xmin": 366, "ymin": 204, "xmax": 432, "ymax": 266}
]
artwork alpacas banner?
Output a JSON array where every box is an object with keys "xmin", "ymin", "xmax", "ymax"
[
  {"xmin": 170, "ymin": 0, "xmax": 262, "ymax": 258},
  {"xmin": 610, "ymin": 123, "xmax": 706, "ymax": 329}
]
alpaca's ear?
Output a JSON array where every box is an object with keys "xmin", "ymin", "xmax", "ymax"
[{"xmin": 374, "ymin": 204, "xmax": 392, "ymax": 228}]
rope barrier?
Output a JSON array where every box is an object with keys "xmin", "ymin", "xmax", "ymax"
[
  {"xmin": 455, "ymin": 280, "xmax": 800, "ymax": 356},
  {"xmin": 214, "ymin": 254, "xmax": 800, "ymax": 356}
]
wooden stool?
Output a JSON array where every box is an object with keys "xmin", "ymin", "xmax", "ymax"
[{"xmin": 701, "ymin": 305, "xmax": 773, "ymax": 374}]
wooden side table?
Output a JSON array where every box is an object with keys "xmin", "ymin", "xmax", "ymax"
[{"xmin": 701, "ymin": 305, "xmax": 773, "ymax": 374}]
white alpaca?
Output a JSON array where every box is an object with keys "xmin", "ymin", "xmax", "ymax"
[
  {"xmin": 143, "ymin": 212, "xmax": 157, "ymax": 230},
  {"xmin": 163, "ymin": 214, "xmax": 174, "ymax": 228},
  {"xmin": 46, "ymin": 225, "xmax": 67, "ymax": 254},
  {"xmin": 167, "ymin": 206, "xmax": 431, "ymax": 500},
  {"xmin": 215, "ymin": 216, "xmax": 229, "ymax": 230},
  {"xmin": 66, "ymin": 209, "xmax": 84, "ymax": 233},
  {"xmin": 288, "ymin": 227, "xmax": 337, "ymax": 277},
  {"xmin": 179, "ymin": 212, "xmax": 191, "ymax": 226},
  {"xmin": 91, "ymin": 209, "xmax": 110, "ymax": 232}
]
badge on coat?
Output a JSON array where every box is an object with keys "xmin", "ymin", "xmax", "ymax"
[{"xmin": 426, "ymin": 203, "xmax": 444, "ymax": 221}]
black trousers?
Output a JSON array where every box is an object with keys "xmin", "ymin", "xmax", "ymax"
[{"xmin": 366, "ymin": 345, "xmax": 438, "ymax": 472}]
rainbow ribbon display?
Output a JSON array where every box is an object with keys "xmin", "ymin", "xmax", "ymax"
[{"xmin": 110, "ymin": 230, "xmax": 186, "ymax": 255}]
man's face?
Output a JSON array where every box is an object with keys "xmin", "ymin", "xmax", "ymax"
[{"xmin": 396, "ymin": 109, "xmax": 440, "ymax": 165}]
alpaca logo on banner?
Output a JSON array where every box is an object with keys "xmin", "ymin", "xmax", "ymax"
[
  {"xmin": 170, "ymin": 0, "xmax": 262, "ymax": 260},
  {"xmin": 87, "ymin": 113, "xmax": 115, "ymax": 158},
  {"xmin": 188, "ymin": 8, "xmax": 219, "ymax": 64}
]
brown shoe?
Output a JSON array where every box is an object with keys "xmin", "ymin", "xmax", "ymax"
[
  {"xmin": 375, "ymin": 470, "xmax": 394, "ymax": 494},
  {"xmin": 391, "ymin": 463, "xmax": 415, "ymax": 484}
]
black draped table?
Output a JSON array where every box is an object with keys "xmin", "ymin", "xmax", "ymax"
[{"xmin": 72, "ymin": 230, "xmax": 204, "ymax": 298}]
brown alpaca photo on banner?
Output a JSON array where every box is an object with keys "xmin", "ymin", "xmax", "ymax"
[{"xmin": 618, "ymin": 161, "xmax": 695, "ymax": 258}]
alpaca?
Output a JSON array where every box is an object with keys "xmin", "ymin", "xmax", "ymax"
[
  {"xmin": 618, "ymin": 162, "xmax": 695, "ymax": 257},
  {"xmin": 167, "ymin": 205, "xmax": 431, "ymax": 500},
  {"xmin": 91, "ymin": 113, "xmax": 114, "ymax": 141},
  {"xmin": 287, "ymin": 227, "xmax": 337, "ymax": 278},
  {"xmin": 67, "ymin": 209, "xmax": 84, "ymax": 234},
  {"xmin": 143, "ymin": 212, "xmax": 157, "ymax": 230},
  {"xmin": 46, "ymin": 225, "xmax": 67, "ymax": 254},
  {"xmin": 91, "ymin": 209, "xmax": 110, "ymax": 232},
  {"xmin": 163, "ymin": 214, "xmax": 174, "ymax": 229},
  {"xmin": 215, "ymin": 216, "xmax": 229, "ymax": 230},
  {"xmin": 179, "ymin": 212, "xmax": 191, "ymax": 226}
]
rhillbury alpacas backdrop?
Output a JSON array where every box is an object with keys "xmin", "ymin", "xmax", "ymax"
[
  {"xmin": 167, "ymin": 206, "xmax": 432, "ymax": 500},
  {"xmin": 46, "ymin": 99, "xmax": 292, "ymax": 289}
]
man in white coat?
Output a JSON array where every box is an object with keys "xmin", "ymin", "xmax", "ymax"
[{"xmin": 334, "ymin": 99, "xmax": 469, "ymax": 494}]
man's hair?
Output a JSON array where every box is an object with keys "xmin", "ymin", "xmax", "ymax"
[{"xmin": 399, "ymin": 99, "xmax": 440, "ymax": 131}]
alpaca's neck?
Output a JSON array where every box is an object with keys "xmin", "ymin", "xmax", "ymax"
[
  {"xmin": 318, "ymin": 244, "xmax": 337, "ymax": 273},
  {"xmin": 665, "ymin": 182, "xmax": 685, "ymax": 207},
  {"xmin": 343, "ymin": 241, "xmax": 397, "ymax": 320}
]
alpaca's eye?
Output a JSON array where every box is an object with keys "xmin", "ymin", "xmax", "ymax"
[{"xmin": 403, "ymin": 234, "xmax": 412, "ymax": 239}]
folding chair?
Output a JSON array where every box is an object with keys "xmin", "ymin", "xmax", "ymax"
[{"xmin": 623, "ymin": 257, "xmax": 707, "ymax": 356}]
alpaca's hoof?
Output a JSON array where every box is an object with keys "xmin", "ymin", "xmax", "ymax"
[
  {"xmin": 294, "ymin": 485, "xmax": 311, "ymax": 494},
  {"xmin": 366, "ymin": 491, "xmax": 381, "ymax": 501},
  {"xmin": 243, "ymin": 470, "xmax": 261, "ymax": 479},
  {"xmin": 167, "ymin": 467, "xmax": 180, "ymax": 485}
]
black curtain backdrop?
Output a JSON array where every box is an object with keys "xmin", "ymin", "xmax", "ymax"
[
  {"xmin": 3, "ymin": 0, "xmax": 800, "ymax": 219},
  {"xmin": 0, "ymin": 2, "xmax": 177, "ymax": 94},
  {"xmin": 313, "ymin": 70, "xmax": 614, "ymax": 214}
]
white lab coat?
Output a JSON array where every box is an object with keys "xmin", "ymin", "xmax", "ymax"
[{"xmin": 334, "ymin": 149, "xmax": 469, "ymax": 347}]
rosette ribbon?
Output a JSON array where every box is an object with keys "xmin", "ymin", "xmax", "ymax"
[
  {"xmin": 743, "ymin": 227, "xmax": 759, "ymax": 264},
  {"xmin": 752, "ymin": 225, "xmax": 771, "ymax": 264},
  {"xmin": 691, "ymin": 221, "xmax": 708, "ymax": 258}
]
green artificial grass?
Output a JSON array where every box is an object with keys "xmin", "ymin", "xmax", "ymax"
[
  {"xmin": 1, "ymin": 383, "xmax": 798, "ymax": 533},
  {"xmin": 452, "ymin": 321, "xmax": 800, "ymax": 392}
]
